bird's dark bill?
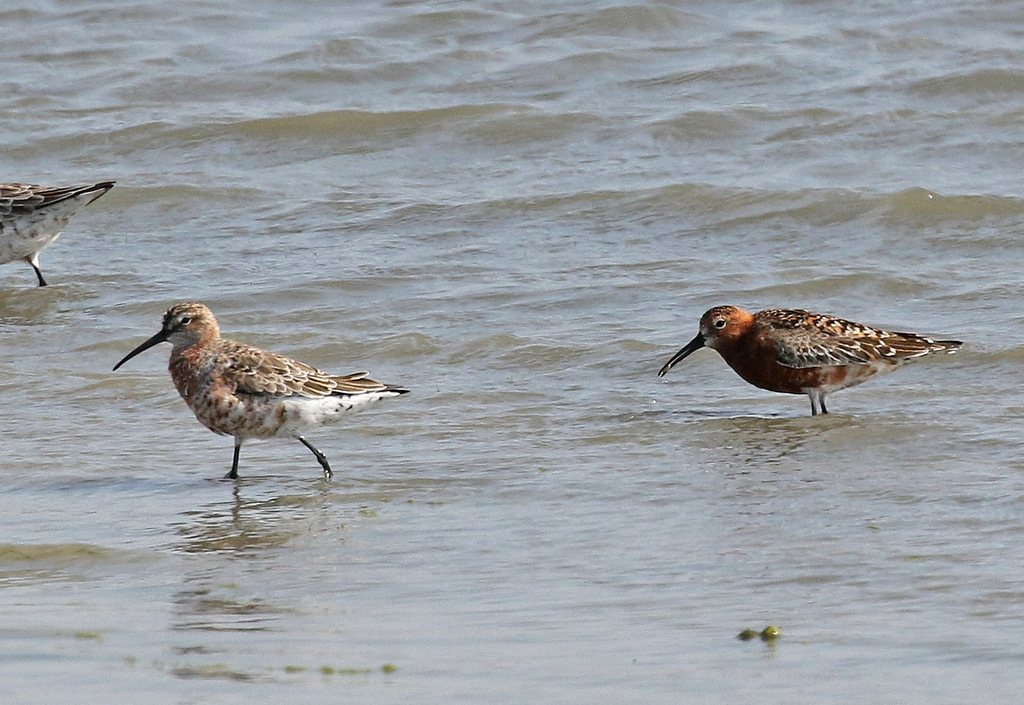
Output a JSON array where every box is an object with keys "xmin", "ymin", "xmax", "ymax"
[
  {"xmin": 113, "ymin": 329, "xmax": 169, "ymax": 371},
  {"xmin": 658, "ymin": 333, "xmax": 705, "ymax": 376}
]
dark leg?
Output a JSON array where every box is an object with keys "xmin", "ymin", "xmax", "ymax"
[
  {"xmin": 298, "ymin": 436, "xmax": 333, "ymax": 480},
  {"xmin": 809, "ymin": 391, "xmax": 827, "ymax": 416},
  {"xmin": 27, "ymin": 256, "xmax": 47, "ymax": 287},
  {"xmin": 224, "ymin": 441, "xmax": 241, "ymax": 480}
]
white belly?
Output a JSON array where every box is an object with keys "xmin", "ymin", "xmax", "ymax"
[
  {"xmin": 277, "ymin": 391, "xmax": 400, "ymax": 437},
  {"xmin": 0, "ymin": 200, "xmax": 82, "ymax": 264}
]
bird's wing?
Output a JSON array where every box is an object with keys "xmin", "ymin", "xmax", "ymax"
[
  {"xmin": 0, "ymin": 182, "xmax": 113, "ymax": 216},
  {"xmin": 763, "ymin": 309, "xmax": 934, "ymax": 369},
  {"xmin": 219, "ymin": 341, "xmax": 394, "ymax": 398}
]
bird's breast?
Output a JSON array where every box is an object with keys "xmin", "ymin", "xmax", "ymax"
[
  {"xmin": 716, "ymin": 338, "xmax": 852, "ymax": 395},
  {"xmin": 170, "ymin": 354, "xmax": 285, "ymax": 439}
]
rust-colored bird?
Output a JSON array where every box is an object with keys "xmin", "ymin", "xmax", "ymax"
[{"xmin": 659, "ymin": 306, "xmax": 962, "ymax": 415}]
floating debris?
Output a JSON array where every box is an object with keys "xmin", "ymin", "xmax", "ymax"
[{"xmin": 738, "ymin": 625, "xmax": 781, "ymax": 642}]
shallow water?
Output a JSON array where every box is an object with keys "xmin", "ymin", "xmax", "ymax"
[{"xmin": 3, "ymin": 0, "xmax": 1024, "ymax": 702}]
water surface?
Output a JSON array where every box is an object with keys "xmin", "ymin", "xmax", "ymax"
[{"xmin": 2, "ymin": 0, "xmax": 1024, "ymax": 702}]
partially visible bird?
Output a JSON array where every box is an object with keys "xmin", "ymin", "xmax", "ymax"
[
  {"xmin": 113, "ymin": 302, "xmax": 408, "ymax": 479},
  {"xmin": 0, "ymin": 181, "xmax": 115, "ymax": 286},
  {"xmin": 658, "ymin": 305, "xmax": 962, "ymax": 415}
]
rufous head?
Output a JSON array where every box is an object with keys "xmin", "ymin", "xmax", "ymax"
[
  {"xmin": 113, "ymin": 302, "xmax": 220, "ymax": 370},
  {"xmin": 696, "ymin": 305, "xmax": 754, "ymax": 349},
  {"xmin": 658, "ymin": 305, "xmax": 754, "ymax": 376}
]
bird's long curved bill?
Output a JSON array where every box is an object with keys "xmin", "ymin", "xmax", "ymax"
[
  {"xmin": 658, "ymin": 333, "xmax": 705, "ymax": 377},
  {"xmin": 113, "ymin": 330, "xmax": 168, "ymax": 371}
]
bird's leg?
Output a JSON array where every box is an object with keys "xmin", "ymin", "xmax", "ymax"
[
  {"xmin": 298, "ymin": 436, "xmax": 333, "ymax": 480},
  {"xmin": 26, "ymin": 254, "xmax": 47, "ymax": 287},
  {"xmin": 808, "ymin": 391, "xmax": 829, "ymax": 416},
  {"xmin": 224, "ymin": 440, "xmax": 242, "ymax": 480}
]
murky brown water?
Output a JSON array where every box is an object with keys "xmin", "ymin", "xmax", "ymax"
[{"xmin": 2, "ymin": 1, "xmax": 1024, "ymax": 702}]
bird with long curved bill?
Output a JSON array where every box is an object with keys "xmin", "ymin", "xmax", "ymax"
[
  {"xmin": 113, "ymin": 302, "xmax": 408, "ymax": 479},
  {"xmin": 659, "ymin": 305, "xmax": 961, "ymax": 416}
]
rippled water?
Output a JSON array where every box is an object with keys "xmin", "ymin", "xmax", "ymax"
[{"xmin": 3, "ymin": 0, "xmax": 1024, "ymax": 702}]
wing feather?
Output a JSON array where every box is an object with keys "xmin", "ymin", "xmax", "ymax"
[
  {"xmin": 217, "ymin": 340, "xmax": 401, "ymax": 398},
  {"xmin": 762, "ymin": 309, "xmax": 961, "ymax": 369},
  {"xmin": 0, "ymin": 182, "xmax": 114, "ymax": 217}
]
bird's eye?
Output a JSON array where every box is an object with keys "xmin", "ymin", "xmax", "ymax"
[
  {"xmin": 714, "ymin": 318, "xmax": 727, "ymax": 329},
  {"xmin": 179, "ymin": 316, "xmax": 192, "ymax": 326}
]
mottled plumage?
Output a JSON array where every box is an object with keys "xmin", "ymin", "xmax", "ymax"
[
  {"xmin": 658, "ymin": 305, "xmax": 962, "ymax": 415},
  {"xmin": 0, "ymin": 181, "xmax": 115, "ymax": 286},
  {"xmin": 114, "ymin": 302, "xmax": 408, "ymax": 479}
]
